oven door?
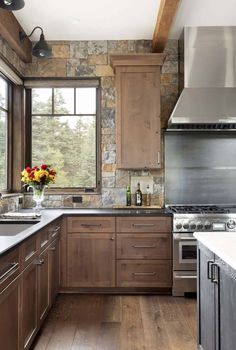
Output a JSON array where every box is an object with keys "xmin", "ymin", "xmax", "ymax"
[{"xmin": 173, "ymin": 233, "xmax": 197, "ymax": 271}]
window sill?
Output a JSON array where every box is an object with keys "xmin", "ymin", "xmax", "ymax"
[{"xmin": 24, "ymin": 190, "xmax": 101, "ymax": 196}]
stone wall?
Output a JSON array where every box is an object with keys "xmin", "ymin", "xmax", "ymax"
[
  {"xmin": 23, "ymin": 39, "xmax": 179, "ymax": 209},
  {"xmin": 0, "ymin": 36, "xmax": 179, "ymax": 209}
]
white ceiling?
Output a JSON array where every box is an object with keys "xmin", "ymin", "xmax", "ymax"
[
  {"xmin": 170, "ymin": 0, "xmax": 236, "ymax": 39},
  {"xmin": 14, "ymin": 0, "xmax": 236, "ymax": 42},
  {"xmin": 14, "ymin": 0, "xmax": 161, "ymax": 41}
]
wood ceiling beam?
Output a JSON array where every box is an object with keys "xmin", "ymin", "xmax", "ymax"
[
  {"xmin": 0, "ymin": 9, "xmax": 32, "ymax": 63},
  {"xmin": 152, "ymin": 0, "xmax": 180, "ymax": 53}
]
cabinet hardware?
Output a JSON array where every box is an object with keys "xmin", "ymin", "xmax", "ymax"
[
  {"xmin": 35, "ymin": 259, "xmax": 44, "ymax": 266},
  {"xmin": 41, "ymin": 240, "xmax": 48, "ymax": 248},
  {"xmin": 132, "ymin": 244, "xmax": 156, "ymax": 248},
  {"xmin": 207, "ymin": 260, "xmax": 214, "ymax": 280},
  {"xmin": 157, "ymin": 151, "xmax": 160, "ymax": 164},
  {"xmin": 132, "ymin": 224, "xmax": 155, "ymax": 227},
  {"xmin": 132, "ymin": 272, "xmax": 156, "ymax": 276},
  {"xmin": 0, "ymin": 262, "xmax": 19, "ymax": 281},
  {"xmin": 211, "ymin": 263, "xmax": 219, "ymax": 284},
  {"xmin": 51, "ymin": 226, "xmax": 60, "ymax": 237},
  {"xmin": 49, "ymin": 247, "xmax": 56, "ymax": 251},
  {"xmin": 110, "ymin": 237, "xmax": 115, "ymax": 241},
  {"xmin": 81, "ymin": 224, "xmax": 102, "ymax": 227},
  {"xmin": 25, "ymin": 251, "xmax": 36, "ymax": 262},
  {"xmin": 175, "ymin": 275, "xmax": 197, "ymax": 279}
]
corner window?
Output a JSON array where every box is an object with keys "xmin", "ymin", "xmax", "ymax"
[
  {"xmin": 0, "ymin": 75, "xmax": 11, "ymax": 191},
  {"xmin": 28, "ymin": 83, "xmax": 100, "ymax": 191}
]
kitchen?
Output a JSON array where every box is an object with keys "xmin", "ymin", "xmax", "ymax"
[{"xmin": 0, "ymin": 0, "xmax": 236, "ymax": 349}]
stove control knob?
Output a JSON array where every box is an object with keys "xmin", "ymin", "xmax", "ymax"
[
  {"xmin": 227, "ymin": 219, "xmax": 236, "ymax": 230},
  {"xmin": 190, "ymin": 222, "xmax": 196, "ymax": 230},
  {"xmin": 175, "ymin": 223, "xmax": 182, "ymax": 230},
  {"xmin": 197, "ymin": 222, "xmax": 203, "ymax": 230},
  {"xmin": 204, "ymin": 222, "xmax": 212, "ymax": 230},
  {"xmin": 183, "ymin": 222, "xmax": 190, "ymax": 230}
]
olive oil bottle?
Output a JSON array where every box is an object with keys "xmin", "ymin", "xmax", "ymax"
[
  {"xmin": 126, "ymin": 185, "xmax": 131, "ymax": 206},
  {"xmin": 135, "ymin": 182, "xmax": 142, "ymax": 206}
]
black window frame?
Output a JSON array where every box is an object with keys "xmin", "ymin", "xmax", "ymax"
[{"xmin": 25, "ymin": 80, "xmax": 101, "ymax": 194}]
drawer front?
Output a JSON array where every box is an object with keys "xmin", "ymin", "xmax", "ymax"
[
  {"xmin": 39, "ymin": 229, "xmax": 50, "ymax": 251},
  {"xmin": 0, "ymin": 247, "xmax": 21, "ymax": 292},
  {"xmin": 21, "ymin": 234, "xmax": 38, "ymax": 268},
  {"xmin": 117, "ymin": 260, "xmax": 172, "ymax": 288},
  {"xmin": 116, "ymin": 217, "xmax": 171, "ymax": 233},
  {"xmin": 117, "ymin": 233, "xmax": 171, "ymax": 260},
  {"xmin": 67, "ymin": 217, "xmax": 115, "ymax": 233}
]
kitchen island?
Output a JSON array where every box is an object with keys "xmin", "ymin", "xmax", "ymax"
[{"xmin": 194, "ymin": 232, "xmax": 236, "ymax": 350}]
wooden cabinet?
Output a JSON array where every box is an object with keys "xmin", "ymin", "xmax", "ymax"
[
  {"xmin": 198, "ymin": 243, "xmax": 236, "ymax": 350},
  {"xmin": 116, "ymin": 216, "xmax": 172, "ymax": 288},
  {"xmin": 21, "ymin": 260, "xmax": 38, "ymax": 350},
  {"xmin": 0, "ymin": 276, "xmax": 21, "ymax": 350},
  {"xmin": 111, "ymin": 54, "xmax": 165, "ymax": 169},
  {"xmin": 37, "ymin": 247, "xmax": 50, "ymax": 325},
  {"xmin": 49, "ymin": 238, "xmax": 60, "ymax": 305},
  {"xmin": 67, "ymin": 233, "xmax": 115, "ymax": 287}
]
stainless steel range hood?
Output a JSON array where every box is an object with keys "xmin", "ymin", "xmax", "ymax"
[{"xmin": 168, "ymin": 26, "xmax": 236, "ymax": 130}]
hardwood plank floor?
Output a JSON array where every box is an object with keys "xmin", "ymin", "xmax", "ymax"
[{"xmin": 31, "ymin": 294, "xmax": 197, "ymax": 350}]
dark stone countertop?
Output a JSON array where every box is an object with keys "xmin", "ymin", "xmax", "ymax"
[{"xmin": 0, "ymin": 208, "xmax": 172, "ymax": 256}]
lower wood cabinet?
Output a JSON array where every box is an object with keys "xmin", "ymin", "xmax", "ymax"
[
  {"xmin": 0, "ymin": 277, "xmax": 21, "ymax": 350},
  {"xmin": 37, "ymin": 248, "xmax": 50, "ymax": 325},
  {"xmin": 21, "ymin": 261, "xmax": 38, "ymax": 350},
  {"xmin": 67, "ymin": 233, "xmax": 115, "ymax": 287},
  {"xmin": 49, "ymin": 239, "xmax": 60, "ymax": 305}
]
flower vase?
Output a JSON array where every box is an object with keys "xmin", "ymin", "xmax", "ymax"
[{"xmin": 31, "ymin": 185, "xmax": 46, "ymax": 213}]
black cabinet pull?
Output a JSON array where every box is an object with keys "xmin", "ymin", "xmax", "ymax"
[{"xmin": 207, "ymin": 260, "xmax": 214, "ymax": 280}]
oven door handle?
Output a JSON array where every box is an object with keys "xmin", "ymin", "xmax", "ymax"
[
  {"xmin": 174, "ymin": 275, "xmax": 197, "ymax": 279},
  {"xmin": 173, "ymin": 234, "xmax": 196, "ymax": 241}
]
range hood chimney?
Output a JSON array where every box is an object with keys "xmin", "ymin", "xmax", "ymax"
[{"xmin": 168, "ymin": 26, "xmax": 236, "ymax": 130}]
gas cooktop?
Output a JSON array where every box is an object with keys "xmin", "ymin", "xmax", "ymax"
[{"xmin": 168, "ymin": 205, "xmax": 232, "ymax": 214}]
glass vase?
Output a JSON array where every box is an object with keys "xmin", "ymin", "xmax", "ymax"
[{"xmin": 31, "ymin": 184, "xmax": 46, "ymax": 213}]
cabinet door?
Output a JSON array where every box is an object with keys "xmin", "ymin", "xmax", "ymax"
[
  {"xmin": 67, "ymin": 233, "xmax": 115, "ymax": 287},
  {"xmin": 217, "ymin": 258, "xmax": 236, "ymax": 350},
  {"xmin": 0, "ymin": 277, "xmax": 20, "ymax": 350},
  {"xmin": 116, "ymin": 65, "xmax": 161, "ymax": 169},
  {"xmin": 37, "ymin": 249, "xmax": 50, "ymax": 325},
  {"xmin": 49, "ymin": 239, "xmax": 60, "ymax": 305},
  {"xmin": 198, "ymin": 246, "xmax": 215, "ymax": 350},
  {"xmin": 21, "ymin": 261, "xmax": 38, "ymax": 350}
]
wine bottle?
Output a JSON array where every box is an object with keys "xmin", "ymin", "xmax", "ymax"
[
  {"xmin": 135, "ymin": 182, "xmax": 142, "ymax": 206},
  {"xmin": 126, "ymin": 185, "xmax": 131, "ymax": 206},
  {"xmin": 146, "ymin": 185, "xmax": 151, "ymax": 206}
]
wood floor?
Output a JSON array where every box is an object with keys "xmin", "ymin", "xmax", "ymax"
[{"xmin": 32, "ymin": 294, "xmax": 197, "ymax": 350}]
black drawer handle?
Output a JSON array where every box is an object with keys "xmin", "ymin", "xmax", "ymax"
[{"xmin": 0, "ymin": 262, "xmax": 19, "ymax": 281}]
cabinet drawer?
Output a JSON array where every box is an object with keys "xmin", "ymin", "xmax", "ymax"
[
  {"xmin": 0, "ymin": 247, "xmax": 21, "ymax": 292},
  {"xmin": 21, "ymin": 234, "xmax": 38, "ymax": 268},
  {"xmin": 116, "ymin": 216, "xmax": 171, "ymax": 233},
  {"xmin": 67, "ymin": 217, "xmax": 115, "ymax": 233},
  {"xmin": 117, "ymin": 260, "xmax": 172, "ymax": 288},
  {"xmin": 117, "ymin": 233, "xmax": 171, "ymax": 259}
]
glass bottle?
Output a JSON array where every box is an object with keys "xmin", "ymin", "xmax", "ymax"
[
  {"xmin": 126, "ymin": 185, "xmax": 131, "ymax": 206},
  {"xmin": 135, "ymin": 182, "xmax": 142, "ymax": 206}
]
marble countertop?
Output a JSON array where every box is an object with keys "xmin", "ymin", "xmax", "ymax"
[
  {"xmin": 0, "ymin": 208, "xmax": 172, "ymax": 256},
  {"xmin": 194, "ymin": 232, "xmax": 236, "ymax": 271}
]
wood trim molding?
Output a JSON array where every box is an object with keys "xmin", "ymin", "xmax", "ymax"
[
  {"xmin": 152, "ymin": 0, "xmax": 181, "ymax": 53},
  {"xmin": 0, "ymin": 9, "xmax": 32, "ymax": 63},
  {"xmin": 110, "ymin": 54, "xmax": 165, "ymax": 71}
]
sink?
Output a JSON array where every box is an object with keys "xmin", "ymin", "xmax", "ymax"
[{"xmin": 0, "ymin": 222, "xmax": 39, "ymax": 236}]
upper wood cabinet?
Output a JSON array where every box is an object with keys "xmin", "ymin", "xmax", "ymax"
[{"xmin": 111, "ymin": 54, "xmax": 165, "ymax": 169}]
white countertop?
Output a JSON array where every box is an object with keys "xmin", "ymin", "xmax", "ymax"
[{"xmin": 194, "ymin": 232, "xmax": 236, "ymax": 270}]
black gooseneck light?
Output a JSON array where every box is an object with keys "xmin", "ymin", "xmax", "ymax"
[
  {"xmin": 0, "ymin": 0, "xmax": 25, "ymax": 10},
  {"xmin": 19, "ymin": 26, "xmax": 52, "ymax": 59}
]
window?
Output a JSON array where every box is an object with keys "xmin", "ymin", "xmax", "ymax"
[
  {"xmin": 0, "ymin": 75, "xmax": 11, "ymax": 191},
  {"xmin": 29, "ymin": 83, "xmax": 100, "ymax": 191}
]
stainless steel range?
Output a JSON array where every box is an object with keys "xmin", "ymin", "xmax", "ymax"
[{"xmin": 168, "ymin": 205, "xmax": 236, "ymax": 296}]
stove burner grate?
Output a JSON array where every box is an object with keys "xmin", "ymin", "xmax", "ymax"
[{"xmin": 169, "ymin": 205, "xmax": 229, "ymax": 214}]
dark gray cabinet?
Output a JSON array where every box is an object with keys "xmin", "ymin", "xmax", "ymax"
[{"xmin": 198, "ymin": 243, "xmax": 236, "ymax": 350}]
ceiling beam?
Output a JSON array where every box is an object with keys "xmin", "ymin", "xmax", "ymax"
[
  {"xmin": 0, "ymin": 9, "xmax": 32, "ymax": 63},
  {"xmin": 152, "ymin": 0, "xmax": 180, "ymax": 53}
]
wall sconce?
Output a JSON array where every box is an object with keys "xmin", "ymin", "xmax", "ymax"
[
  {"xmin": 19, "ymin": 26, "xmax": 52, "ymax": 59},
  {"xmin": 0, "ymin": 0, "xmax": 25, "ymax": 10}
]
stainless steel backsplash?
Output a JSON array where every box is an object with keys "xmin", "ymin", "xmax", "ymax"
[{"xmin": 165, "ymin": 132, "xmax": 236, "ymax": 205}]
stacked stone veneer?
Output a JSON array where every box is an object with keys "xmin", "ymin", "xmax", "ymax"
[{"xmin": 0, "ymin": 36, "xmax": 179, "ymax": 208}]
